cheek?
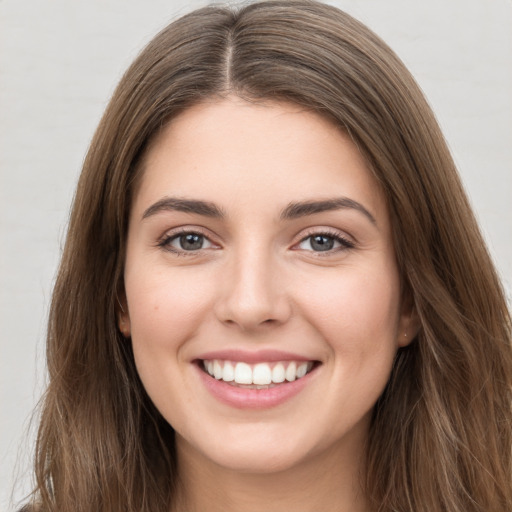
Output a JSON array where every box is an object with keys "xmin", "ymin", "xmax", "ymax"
[
  {"xmin": 125, "ymin": 266, "xmax": 216, "ymax": 360},
  {"xmin": 124, "ymin": 267, "xmax": 218, "ymax": 425},
  {"xmin": 295, "ymin": 264, "xmax": 401, "ymax": 363}
]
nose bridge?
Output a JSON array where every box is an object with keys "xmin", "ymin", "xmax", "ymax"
[{"xmin": 216, "ymin": 238, "xmax": 290, "ymax": 330}]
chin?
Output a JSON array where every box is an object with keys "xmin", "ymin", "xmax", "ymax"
[
  {"xmin": 176, "ymin": 423, "xmax": 318, "ymax": 475},
  {"xmin": 209, "ymin": 446, "xmax": 308, "ymax": 475}
]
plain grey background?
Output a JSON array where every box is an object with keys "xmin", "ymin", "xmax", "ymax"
[{"xmin": 1, "ymin": 0, "xmax": 511, "ymax": 509}]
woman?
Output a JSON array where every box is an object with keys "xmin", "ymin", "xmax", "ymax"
[{"xmin": 25, "ymin": 1, "xmax": 512, "ymax": 511}]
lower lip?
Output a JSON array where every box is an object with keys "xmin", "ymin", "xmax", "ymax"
[{"xmin": 195, "ymin": 363, "xmax": 318, "ymax": 409}]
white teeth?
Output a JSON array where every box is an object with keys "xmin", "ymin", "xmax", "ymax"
[
  {"xmin": 203, "ymin": 359, "xmax": 314, "ymax": 385},
  {"xmin": 296, "ymin": 362, "xmax": 308, "ymax": 378},
  {"xmin": 272, "ymin": 363, "xmax": 286, "ymax": 383},
  {"xmin": 234, "ymin": 362, "xmax": 252, "ymax": 384},
  {"xmin": 213, "ymin": 360, "xmax": 223, "ymax": 380},
  {"xmin": 223, "ymin": 361, "xmax": 235, "ymax": 382},
  {"xmin": 253, "ymin": 363, "xmax": 272, "ymax": 385},
  {"xmin": 285, "ymin": 361, "xmax": 297, "ymax": 382}
]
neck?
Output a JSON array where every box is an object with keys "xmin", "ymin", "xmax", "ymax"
[{"xmin": 171, "ymin": 434, "xmax": 370, "ymax": 512}]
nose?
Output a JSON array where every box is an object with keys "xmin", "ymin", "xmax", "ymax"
[{"xmin": 214, "ymin": 247, "xmax": 292, "ymax": 331}]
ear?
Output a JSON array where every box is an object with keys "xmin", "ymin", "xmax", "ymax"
[
  {"xmin": 397, "ymin": 290, "xmax": 420, "ymax": 348},
  {"xmin": 116, "ymin": 291, "xmax": 131, "ymax": 338}
]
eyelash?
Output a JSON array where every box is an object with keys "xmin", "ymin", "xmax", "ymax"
[
  {"xmin": 157, "ymin": 228, "xmax": 215, "ymax": 256},
  {"xmin": 156, "ymin": 228, "xmax": 355, "ymax": 256},
  {"xmin": 295, "ymin": 229, "xmax": 355, "ymax": 255}
]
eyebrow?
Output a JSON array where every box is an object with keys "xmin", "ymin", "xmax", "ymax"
[
  {"xmin": 142, "ymin": 195, "xmax": 376, "ymax": 226},
  {"xmin": 280, "ymin": 198, "xmax": 377, "ymax": 225},
  {"xmin": 142, "ymin": 197, "xmax": 225, "ymax": 220}
]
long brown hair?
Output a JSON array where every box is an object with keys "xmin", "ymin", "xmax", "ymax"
[{"xmin": 27, "ymin": 1, "xmax": 512, "ymax": 511}]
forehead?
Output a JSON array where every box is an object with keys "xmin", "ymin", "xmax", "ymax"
[{"xmin": 132, "ymin": 97, "xmax": 387, "ymax": 224}]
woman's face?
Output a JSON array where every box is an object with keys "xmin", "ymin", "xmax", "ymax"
[{"xmin": 121, "ymin": 97, "xmax": 414, "ymax": 474}]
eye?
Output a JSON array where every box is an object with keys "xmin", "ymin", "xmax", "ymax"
[
  {"xmin": 159, "ymin": 231, "xmax": 215, "ymax": 253},
  {"xmin": 297, "ymin": 232, "xmax": 354, "ymax": 252}
]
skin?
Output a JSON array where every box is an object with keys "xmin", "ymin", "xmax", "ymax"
[{"xmin": 120, "ymin": 97, "xmax": 417, "ymax": 512}]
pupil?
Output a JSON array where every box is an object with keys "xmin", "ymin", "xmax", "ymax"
[
  {"xmin": 181, "ymin": 233, "xmax": 203, "ymax": 250},
  {"xmin": 311, "ymin": 235, "xmax": 333, "ymax": 251}
]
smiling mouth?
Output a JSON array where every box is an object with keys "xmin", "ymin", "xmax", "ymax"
[{"xmin": 199, "ymin": 359, "xmax": 318, "ymax": 389}]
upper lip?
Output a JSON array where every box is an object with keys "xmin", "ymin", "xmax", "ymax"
[{"xmin": 194, "ymin": 349, "xmax": 317, "ymax": 364}]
